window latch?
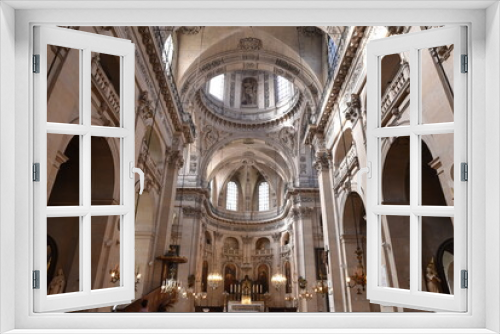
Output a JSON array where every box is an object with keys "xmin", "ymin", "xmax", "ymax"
[
  {"xmin": 356, "ymin": 161, "xmax": 372, "ymax": 194},
  {"xmin": 129, "ymin": 162, "xmax": 145, "ymax": 194}
]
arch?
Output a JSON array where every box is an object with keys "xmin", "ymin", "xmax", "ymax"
[
  {"xmin": 282, "ymin": 231, "xmax": 291, "ymax": 246},
  {"xmin": 255, "ymin": 237, "xmax": 271, "ymax": 250},
  {"xmin": 223, "ymin": 263, "xmax": 237, "ymax": 293},
  {"xmin": 201, "ymin": 260, "xmax": 209, "ymax": 293},
  {"xmin": 204, "ymin": 231, "xmax": 212, "ymax": 245},
  {"xmin": 223, "ymin": 236, "xmax": 239, "ymax": 250},
  {"xmin": 256, "ymin": 263, "xmax": 270, "ymax": 293}
]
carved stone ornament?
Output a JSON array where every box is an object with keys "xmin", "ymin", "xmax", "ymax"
[
  {"xmin": 297, "ymin": 27, "xmax": 323, "ymax": 37},
  {"xmin": 344, "ymin": 93, "xmax": 360, "ymax": 122},
  {"xmin": 179, "ymin": 26, "xmax": 203, "ymax": 35},
  {"xmin": 203, "ymin": 125, "xmax": 219, "ymax": 151},
  {"xmin": 239, "ymin": 37, "xmax": 263, "ymax": 51},
  {"xmin": 279, "ymin": 126, "xmax": 296, "ymax": 151},
  {"xmin": 314, "ymin": 151, "xmax": 332, "ymax": 172}
]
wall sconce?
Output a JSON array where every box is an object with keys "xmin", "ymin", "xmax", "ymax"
[{"xmin": 109, "ymin": 265, "xmax": 120, "ymax": 283}]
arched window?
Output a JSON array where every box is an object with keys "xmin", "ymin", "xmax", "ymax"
[
  {"xmin": 327, "ymin": 36, "xmax": 338, "ymax": 75},
  {"xmin": 163, "ymin": 35, "xmax": 174, "ymax": 65},
  {"xmin": 275, "ymin": 75, "xmax": 292, "ymax": 102},
  {"xmin": 226, "ymin": 181, "xmax": 237, "ymax": 211},
  {"xmin": 258, "ymin": 181, "xmax": 269, "ymax": 211},
  {"xmin": 209, "ymin": 74, "xmax": 225, "ymax": 100}
]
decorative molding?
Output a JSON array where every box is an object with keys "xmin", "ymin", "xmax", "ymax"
[
  {"xmin": 314, "ymin": 151, "xmax": 333, "ymax": 172},
  {"xmin": 297, "ymin": 27, "xmax": 323, "ymax": 37},
  {"xmin": 239, "ymin": 37, "xmax": 262, "ymax": 51},
  {"xmin": 179, "ymin": 26, "xmax": 203, "ymax": 35}
]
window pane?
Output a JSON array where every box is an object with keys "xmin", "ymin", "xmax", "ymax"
[
  {"xmin": 91, "ymin": 52, "xmax": 121, "ymax": 127},
  {"xmin": 420, "ymin": 216, "xmax": 454, "ymax": 295},
  {"xmin": 209, "ymin": 74, "xmax": 225, "ymax": 100},
  {"xmin": 226, "ymin": 181, "xmax": 237, "ymax": 211},
  {"xmin": 47, "ymin": 217, "xmax": 81, "ymax": 294},
  {"xmin": 380, "ymin": 215, "xmax": 410, "ymax": 290},
  {"xmin": 420, "ymin": 45, "xmax": 454, "ymax": 124},
  {"xmin": 276, "ymin": 75, "xmax": 291, "ymax": 102},
  {"xmin": 380, "ymin": 136, "xmax": 410, "ymax": 205},
  {"xmin": 163, "ymin": 35, "xmax": 174, "ymax": 65},
  {"xmin": 47, "ymin": 45, "xmax": 81, "ymax": 124},
  {"xmin": 92, "ymin": 216, "xmax": 121, "ymax": 290},
  {"xmin": 421, "ymin": 134, "xmax": 454, "ymax": 206},
  {"xmin": 47, "ymin": 134, "xmax": 80, "ymax": 206},
  {"xmin": 258, "ymin": 182, "xmax": 269, "ymax": 211},
  {"xmin": 380, "ymin": 53, "xmax": 410, "ymax": 127},
  {"xmin": 91, "ymin": 137, "xmax": 120, "ymax": 205}
]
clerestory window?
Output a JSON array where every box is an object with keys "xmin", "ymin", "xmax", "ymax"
[
  {"xmin": 226, "ymin": 181, "xmax": 238, "ymax": 211},
  {"xmin": 258, "ymin": 181, "xmax": 269, "ymax": 211},
  {"xmin": 208, "ymin": 74, "xmax": 225, "ymax": 100}
]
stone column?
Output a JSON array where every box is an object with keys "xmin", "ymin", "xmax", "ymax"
[
  {"xmin": 149, "ymin": 148, "xmax": 183, "ymax": 289},
  {"xmin": 314, "ymin": 150, "xmax": 346, "ymax": 312},
  {"xmin": 271, "ymin": 232, "xmax": 283, "ymax": 306},
  {"xmin": 293, "ymin": 206, "xmax": 318, "ymax": 312}
]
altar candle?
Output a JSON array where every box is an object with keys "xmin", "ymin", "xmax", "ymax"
[
  {"xmin": 260, "ymin": 285, "xmax": 262, "ymax": 294},
  {"xmin": 230, "ymin": 284, "xmax": 233, "ymax": 293}
]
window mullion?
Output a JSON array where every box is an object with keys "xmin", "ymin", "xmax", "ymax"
[{"xmin": 409, "ymin": 47, "xmax": 420, "ymax": 294}]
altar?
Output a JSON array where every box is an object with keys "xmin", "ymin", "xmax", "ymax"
[{"xmin": 227, "ymin": 301, "xmax": 265, "ymax": 312}]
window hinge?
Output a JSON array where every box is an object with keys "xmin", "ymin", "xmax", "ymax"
[
  {"xmin": 461, "ymin": 162, "xmax": 468, "ymax": 181},
  {"xmin": 461, "ymin": 54, "xmax": 468, "ymax": 73},
  {"xmin": 461, "ymin": 270, "xmax": 468, "ymax": 289},
  {"xmin": 33, "ymin": 54, "xmax": 40, "ymax": 73},
  {"xmin": 33, "ymin": 163, "xmax": 40, "ymax": 182},
  {"xmin": 33, "ymin": 270, "xmax": 40, "ymax": 289}
]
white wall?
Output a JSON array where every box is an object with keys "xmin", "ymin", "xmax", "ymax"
[{"xmin": 0, "ymin": 2, "xmax": 16, "ymax": 333}]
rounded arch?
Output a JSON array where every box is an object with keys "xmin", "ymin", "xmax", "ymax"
[
  {"xmin": 223, "ymin": 236, "xmax": 240, "ymax": 250},
  {"xmin": 255, "ymin": 263, "xmax": 270, "ymax": 293},
  {"xmin": 255, "ymin": 237, "xmax": 271, "ymax": 250},
  {"xmin": 223, "ymin": 263, "xmax": 238, "ymax": 293}
]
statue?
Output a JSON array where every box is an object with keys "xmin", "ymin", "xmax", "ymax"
[
  {"xmin": 425, "ymin": 257, "xmax": 442, "ymax": 293},
  {"xmin": 241, "ymin": 78, "xmax": 257, "ymax": 106},
  {"xmin": 48, "ymin": 268, "xmax": 66, "ymax": 295}
]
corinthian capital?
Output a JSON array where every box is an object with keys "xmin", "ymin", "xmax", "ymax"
[{"xmin": 314, "ymin": 151, "xmax": 333, "ymax": 172}]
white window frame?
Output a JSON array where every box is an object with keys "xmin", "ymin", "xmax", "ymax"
[
  {"xmin": 366, "ymin": 26, "xmax": 467, "ymax": 312},
  {"xmin": 0, "ymin": 2, "xmax": 498, "ymax": 334},
  {"xmin": 33, "ymin": 26, "xmax": 137, "ymax": 312}
]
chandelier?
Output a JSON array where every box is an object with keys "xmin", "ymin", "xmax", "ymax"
[
  {"xmin": 271, "ymin": 273, "xmax": 287, "ymax": 290},
  {"xmin": 299, "ymin": 290, "xmax": 314, "ymax": 300},
  {"xmin": 207, "ymin": 271, "xmax": 223, "ymax": 289},
  {"xmin": 346, "ymin": 247, "xmax": 367, "ymax": 294},
  {"xmin": 314, "ymin": 274, "xmax": 332, "ymax": 296}
]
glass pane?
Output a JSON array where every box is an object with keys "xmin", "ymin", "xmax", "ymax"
[
  {"xmin": 380, "ymin": 215, "xmax": 410, "ymax": 290},
  {"xmin": 47, "ymin": 45, "xmax": 81, "ymax": 124},
  {"xmin": 92, "ymin": 216, "xmax": 121, "ymax": 290},
  {"xmin": 420, "ymin": 216, "xmax": 454, "ymax": 295},
  {"xmin": 47, "ymin": 217, "xmax": 81, "ymax": 294},
  {"xmin": 380, "ymin": 136, "xmax": 410, "ymax": 205},
  {"xmin": 47, "ymin": 134, "xmax": 80, "ymax": 206},
  {"xmin": 91, "ymin": 137, "xmax": 120, "ymax": 205},
  {"xmin": 380, "ymin": 53, "xmax": 410, "ymax": 127},
  {"xmin": 91, "ymin": 52, "xmax": 121, "ymax": 127},
  {"xmin": 421, "ymin": 134, "xmax": 454, "ymax": 206},
  {"xmin": 420, "ymin": 45, "xmax": 454, "ymax": 124}
]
